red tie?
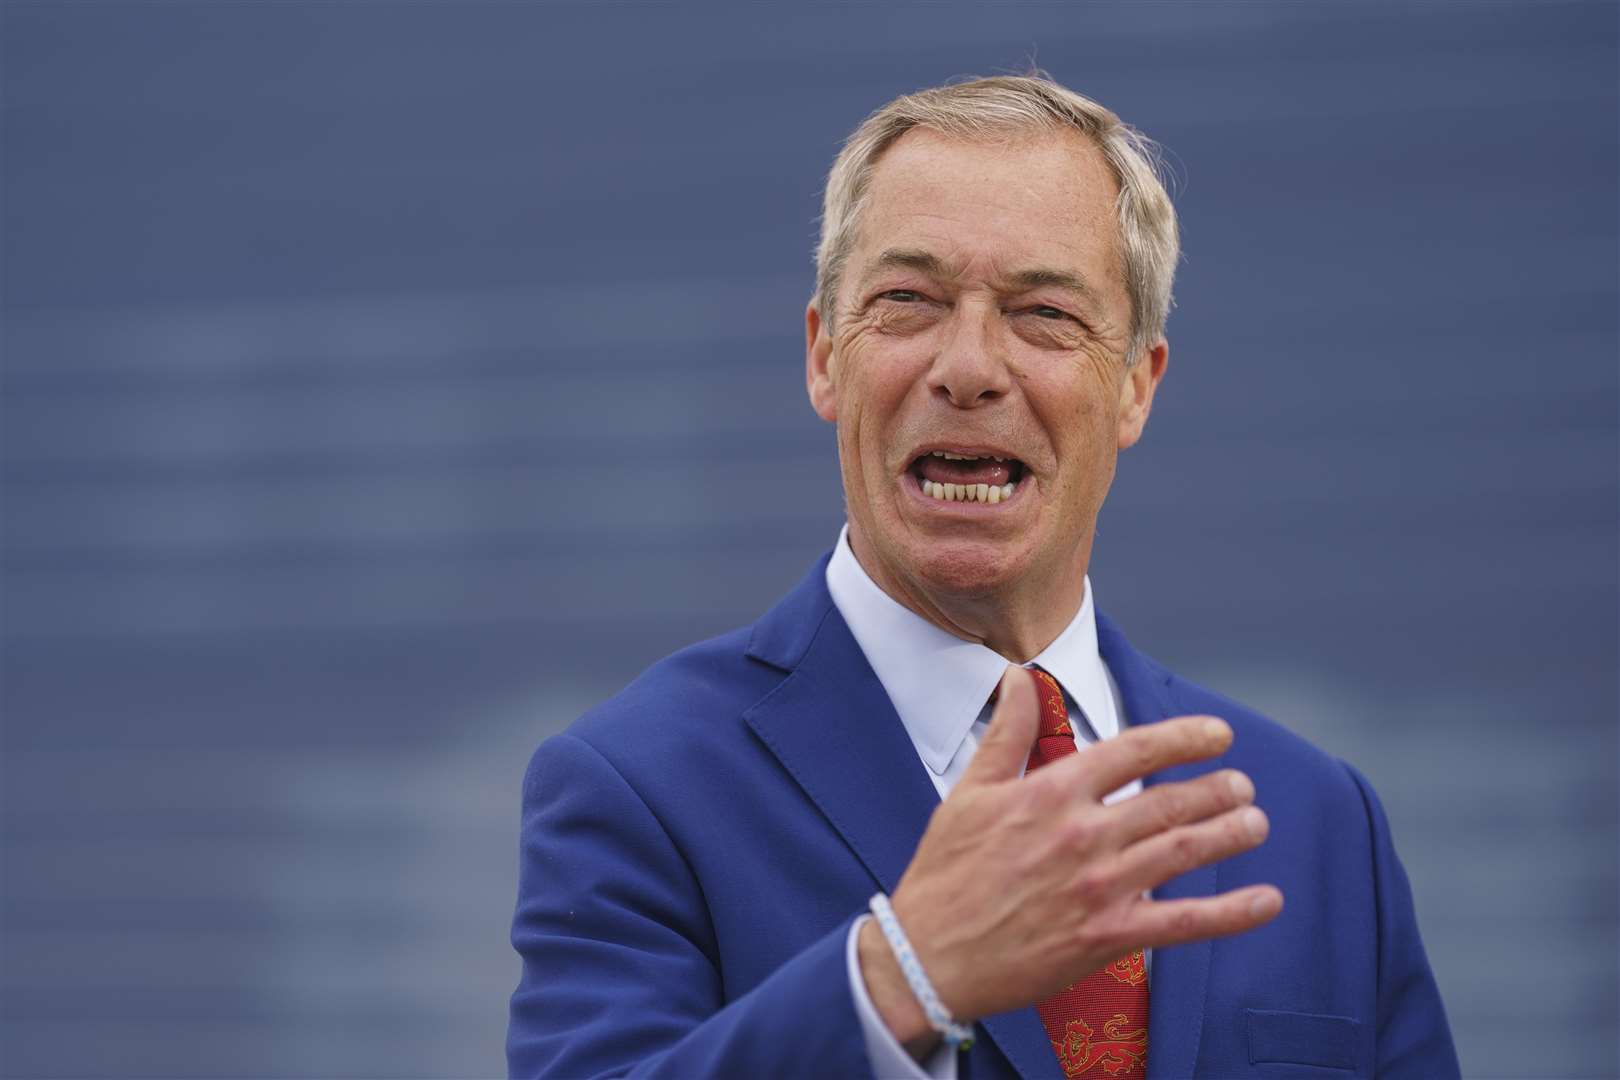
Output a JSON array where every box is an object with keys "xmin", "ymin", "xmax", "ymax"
[{"xmin": 1022, "ymin": 667, "xmax": 1149, "ymax": 1079}]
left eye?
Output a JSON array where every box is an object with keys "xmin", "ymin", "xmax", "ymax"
[{"xmin": 1030, "ymin": 305, "xmax": 1070, "ymax": 321}]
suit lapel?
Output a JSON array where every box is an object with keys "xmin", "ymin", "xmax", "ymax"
[
  {"xmin": 743, "ymin": 595, "xmax": 939, "ymax": 895},
  {"xmin": 1098, "ymin": 614, "xmax": 1219, "ymax": 1080},
  {"xmin": 743, "ymin": 559, "xmax": 1058, "ymax": 1079}
]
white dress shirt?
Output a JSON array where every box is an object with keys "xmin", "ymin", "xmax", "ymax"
[{"xmin": 826, "ymin": 527, "xmax": 1138, "ymax": 1080}]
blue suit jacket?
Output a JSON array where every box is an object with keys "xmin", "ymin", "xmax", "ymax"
[{"xmin": 508, "ymin": 556, "xmax": 1459, "ymax": 1078}]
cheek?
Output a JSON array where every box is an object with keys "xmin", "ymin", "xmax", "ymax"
[
  {"xmin": 834, "ymin": 402, "xmax": 887, "ymax": 493},
  {"xmin": 835, "ymin": 344, "xmax": 917, "ymax": 454},
  {"xmin": 1040, "ymin": 380, "xmax": 1119, "ymax": 490}
]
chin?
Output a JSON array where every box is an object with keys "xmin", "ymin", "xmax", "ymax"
[{"xmin": 898, "ymin": 536, "xmax": 1032, "ymax": 602}]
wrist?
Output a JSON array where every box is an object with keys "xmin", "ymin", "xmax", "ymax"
[{"xmin": 857, "ymin": 916, "xmax": 943, "ymax": 1059}]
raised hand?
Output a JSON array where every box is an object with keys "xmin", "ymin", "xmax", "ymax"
[{"xmin": 858, "ymin": 666, "xmax": 1283, "ymax": 1055}]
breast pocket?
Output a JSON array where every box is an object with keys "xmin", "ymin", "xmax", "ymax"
[{"xmin": 1245, "ymin": 1008, "xmax": 1362, "ymax": 1072}]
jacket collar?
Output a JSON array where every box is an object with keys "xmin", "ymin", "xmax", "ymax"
[{"xmin": 744, "ymin": 553, "xmax": 939, "ymax": 896}]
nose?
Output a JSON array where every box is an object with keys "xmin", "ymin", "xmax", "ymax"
[{"xmin": 926, "ymin": 298, "xmax": 1012, "ymax": 408}]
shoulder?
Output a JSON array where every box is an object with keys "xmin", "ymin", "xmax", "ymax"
[
  {"xmin": 578, "ymin": 626, "xmax": 780, "ymax": 739},
  {"xmin": 1137, "ymin": 648, "xmax": 1370, "ymax": 819},
  {"xmin": 523, "ymin": 623, "xmax": 788, "ymax": 797},
  {"xmin": 1143, "ymin": 658, "xmax": 1403, "ymax": 910},
  {"xmin": 534, "ymin": 555, "xmax": 838, "ymax": 783},
  {"xmin": 1125, "ymin": 653, "xmax": 1456, "ymax": 1072},
  {"xmin": 1174, "ymin": 670, "xmax": 1345, "ymax": 766}
]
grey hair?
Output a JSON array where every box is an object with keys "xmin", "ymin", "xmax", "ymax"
[{"xmin": 814, "ymin": 74, "xmax": 1179, "ymax": 362}]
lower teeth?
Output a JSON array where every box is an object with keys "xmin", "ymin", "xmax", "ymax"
[{"xmin": 921, "ymin": 479, "xmax": 1016, "ymax": 504}]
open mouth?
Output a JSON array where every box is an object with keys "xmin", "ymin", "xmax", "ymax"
[{"xmin": 908, "ymin": 450, "xmax": 1027, "ymax": 505}]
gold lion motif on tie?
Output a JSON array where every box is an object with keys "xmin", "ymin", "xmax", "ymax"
[
  {"xmin": 1106, "ymin": 951, "xmax": 1147, "ymax": 987},
  {"xmin": 1052, "ymin": 1015, "xmax": 1149, "ymax": 1077}
]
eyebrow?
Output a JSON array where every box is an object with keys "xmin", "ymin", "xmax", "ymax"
[
  {"xmin": 868, "ymin": 248, "xmax": 952, "ymax": 280},
  {"xmin": 866, "ymin": 248, "xmax": 1099, "ymax": 301},
  {"xmin": 1004, "ymin": 267, "xmax": 1098, "ymax": 300}
]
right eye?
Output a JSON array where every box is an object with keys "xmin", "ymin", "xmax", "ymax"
[{"xmin": 878, "ymin": 290, "xmax": 923, "ymax": 303}]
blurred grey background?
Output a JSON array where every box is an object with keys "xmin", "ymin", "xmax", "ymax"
[{"xmin": 3, "ymin": 3, "xmax": 1615, "ymax": 1078}]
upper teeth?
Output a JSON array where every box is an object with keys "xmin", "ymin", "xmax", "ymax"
[{"xmin": 931, "ymin": 450, "xmax": 1007, "ymax": 462}]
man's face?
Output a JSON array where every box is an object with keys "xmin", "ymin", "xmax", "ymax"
[{"xmin": 805, "ymin": 127, "xmax": 1166, "ymax": 620}]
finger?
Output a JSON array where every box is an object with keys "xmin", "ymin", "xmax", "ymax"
[
  {"xmin": 1108, "ymin": 769, "xmax": 1254, "ymax": 847},
  {"xmin": 1124, "ymin": 885, "xmax": 1284, "ymax": 951},
  {"xmin": 1113, "ymin": 804, "xmax": 1271, "ymax": 894},
  {"xmin": 1065, "ymin": 714, "xmax": 1232, "ymax": 801},
  {"xmin": 958, "ymin": 666, "xmax": 1040, "ymax": 789}
]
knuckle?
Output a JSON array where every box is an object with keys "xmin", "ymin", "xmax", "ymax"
[
  {"xmin": 1169, "ymin": 830, "xmax": 1201, "ymax": 872},
  {"xmin": 1055, "ymin": 813, "xmax": 1098, "ymax": 854},
  {"xmin": 1073, "ymin": 914, "xmax": 1115, "ymax": 955},
  {"xmin": 1170, "ymin": 730, "xmax": 1204, "ymax": 762},
  {"xmin": 1153, "ymin": 789, "xmax": 1187, "ymax": 831},
  {"xmin": 1220, "ymin": 893, "xmax": 1252, "ymax": 929},
  {"xmin": 1191, "ymin": 787, "xmax": 1224, "ymax": 824},
  {"xmin": 1123, "ymin": 735, "xmax": 1158, "ymax": 775},
  {"xmin": 1024, "ymin": 774, "xmax": 1064, "ymax": 815},
  {"xmin": 1226, "ymin": 813, "xmax": 1251, "ymax": 846},
  {"xmin": 1068, "ymin": 867, "xmax": 1114, "ymax": 908},
  {"xmin": 1168, "ymin": 905, "xmax": 1200, "ymax": 938}
]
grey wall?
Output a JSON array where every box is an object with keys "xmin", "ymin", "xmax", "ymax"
[{"xmin": 3, "ymin": 3, "xmax": 1616, "ymax": 1078}]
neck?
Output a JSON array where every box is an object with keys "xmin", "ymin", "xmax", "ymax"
[{"xmin": 846, "ymin": 525, "xmax": 1089, "ymax": 664}]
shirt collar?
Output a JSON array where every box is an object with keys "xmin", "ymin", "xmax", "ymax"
[
  {"xmin": 1025, "ymin": 574, "xmax": 1120, "ymax": 742},
  {"xmin": 824, "ymin": 526, "xmax": 1117, "ymax": 776}
]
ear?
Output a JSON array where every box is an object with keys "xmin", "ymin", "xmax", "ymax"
[
  {"xmin": 1117, "ymin": 337, "xmax": 1168, "ymax": 450},
  {"xmin": 805, "ymin": 300, "xmax": 839, "ymax": 423}
]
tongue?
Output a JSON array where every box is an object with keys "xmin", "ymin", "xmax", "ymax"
[{"xmin": 917, "ymin": 457, "xmax": 1013, "ymax": 487}]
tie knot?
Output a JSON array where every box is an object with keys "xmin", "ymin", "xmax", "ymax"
[
  {"xmin": 988, "ymin": 667, "xmax": 1074, "ymax": 739},
  {"xmin": 1028, "ymin": 667, "xmax": 1073, "ymax": 740}
]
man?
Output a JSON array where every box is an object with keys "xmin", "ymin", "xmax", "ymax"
[{"xmin": 507, "ymin": 75, "xmax": 1458, "ymax": 1079}]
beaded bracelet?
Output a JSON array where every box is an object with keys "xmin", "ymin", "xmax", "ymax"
[{"xmin": 868, "ymin": 892, "xmax": 975, "ymax": 1050}]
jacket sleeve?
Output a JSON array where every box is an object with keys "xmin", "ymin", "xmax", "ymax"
[
  {"xmin": 507, "ymin": 732, "xmax": 875, "ymax": 1080},
  {"xmin": 1342, "ymin": 762, "xmax": 1462, "ymax": 1079}
]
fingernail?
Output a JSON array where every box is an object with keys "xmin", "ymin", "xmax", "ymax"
[
  {"xmin": 1249, "ymin": 891, "xmax": 1279, "ymax": 918},
  {"xmin": 1242, "ymin": 807, "xmax": 1268, "ymax": 840},
  {"xmin": 1202, "ymin": 718, "xmax": 1230, "ymax": 743},
  {"xmin": 1226, "ymin": 771, "xmax": 1253, "ymax": 801}
]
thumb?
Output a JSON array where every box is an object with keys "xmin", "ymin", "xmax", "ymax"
[{"xmin": 958, "ymin": 666, "xmax": 1040, "ymax": 789}]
